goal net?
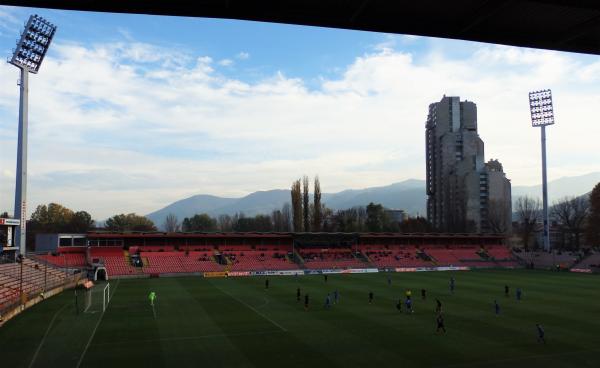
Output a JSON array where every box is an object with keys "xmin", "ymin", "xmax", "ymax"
[{"xmin": 83, "ymin": 282, "xmax": 111, "ymax": 314}]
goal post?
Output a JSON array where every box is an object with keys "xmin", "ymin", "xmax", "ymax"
[
  {"xmin": 82, "ymin": 282, "xmax": 111, "ymax": 314},
  {"xmin": 102, "ymin": 283, "xmax": 110, "ymax": 312}
]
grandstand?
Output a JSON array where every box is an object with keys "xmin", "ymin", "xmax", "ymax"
[
  {"xmin": 0, "ymin": 256, "xmax": 81, "ymax": 314},
  {"xmin": 514, "ymin": 250, "xmax": 583, "ymax": 269},
  {"xmin": 571, "ymin": 251, "xmax": 600, "ymax": 272},
  {"xmin": 27, "ymin": 232, "xmax": 517, "ymax": 277}
]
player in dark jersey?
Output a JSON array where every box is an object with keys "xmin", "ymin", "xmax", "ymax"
[
  {"xmin": 516, "ymin": 287, "xmax": 522, "ymax": 301},
  {"xmin": 504, "ymin": 285, "xmax": 509, "ymax": 297},
  {"xmin": 324, "ymin": 274, "xmax": 328, "ymax": 283},
  {"xmin": 435, "ymin": 298, "xmax": 442, "ymax": 313},
  {"xmin": 436, "ymin": 313, "xmax": 446, "ymax": 334},
  {"xmin": 494, "ymin": 300, "xmax": 500, "ymax": 315},
  {"xmin": 304, "ymin": 294, "xmax": 309, "ymax": 311},
  {"xmin": 449, "ymin": 277, "xmax": 455, "ymax": 294},
  {"xmin": 396, "ymin": 298, "xmax": 402, "ymax": 312},
  {"xmin": 369, "ymin": 291, "xmax": 374, "ymax": 304},
  {"xmin": 536, "ymin": 324, "xmax": 546, "ymax": 344},
  {"xmin": 421, "ymin": 288, "xmax": 427, "ymax": 300},
  {"xmin": 265, "ymin": 278, "xmax": 269, "ymax": 290},
  {"xmin": 405, "ymin": 297, "xmax": 413, "ymax": 313},
  {"xmin": 296, "ymin": 287, "xmax": 301, "ymax": 302}
]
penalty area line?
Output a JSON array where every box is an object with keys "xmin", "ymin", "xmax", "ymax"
[
  {"xmin": 211, "ymin": 281, "xmax": 288, "ymax": 332},
  {"xmin": 28, "ymin": 302, "xmax": 70, "ymax": 368}
]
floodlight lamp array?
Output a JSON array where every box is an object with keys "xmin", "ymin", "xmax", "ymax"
[
  {"xmin": 8, "ymin": 14, "xmax": 56, "ymax": 73},
  {"xmin": 529, "ymin": 89, "xmax": 554, "ymax": 127}
]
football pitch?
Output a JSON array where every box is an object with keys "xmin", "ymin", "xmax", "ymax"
[{"xmin": 1, "ymin": 270, "xmax": 599, "ymax": 368}]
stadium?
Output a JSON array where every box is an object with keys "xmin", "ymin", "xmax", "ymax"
[
  {"xmin": 2, "ymin": 230, "xmax": 600, "ymax": 367},
  {"xmin": 1, "ymin": 1, "xmax": 600, "ymax": 367}
]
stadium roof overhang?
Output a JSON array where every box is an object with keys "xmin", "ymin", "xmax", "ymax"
[{"xmin": 2, "ymin": 0, "xmax": 600, "ymax": 55}]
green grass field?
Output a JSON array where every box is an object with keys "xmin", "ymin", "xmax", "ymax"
[{"xmin": 1, "ymin": 270, "xmax": 600, "ymax": 368}]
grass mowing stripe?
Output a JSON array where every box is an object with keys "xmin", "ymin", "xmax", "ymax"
[
  {"xmin": 27, "ymin": 302, "xmax": 70, "ymax": 368},
  {"xmin": 434, "ymin": 347, "xmax": 600, "ymax": 368},
  {"xmin": 210, "ymin": 279, "xmax": 288, "ymax": 332},
  {"xmin": 76, "ymin": 279, "xmax": 120, "ymax": 368},
  {"xmin": 90, "ymin": 329, "xmax": 284, "ymax": 346}
]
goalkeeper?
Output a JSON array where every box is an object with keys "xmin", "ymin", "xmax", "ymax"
[{"xmin": 149, "ymin": 291, "xmax": 157, "ymax": 306}]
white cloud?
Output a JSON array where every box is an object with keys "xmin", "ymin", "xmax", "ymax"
[
  {"xmin": 236, "ymin": 51, "xmax": 250, "ymax": 60},
  {"xmin": 0, "ymin": 39, "xmax": 599, "ymax": 220},
  {"xmin": 218, "ymin": 59, "xmax": 233, "ymax": 66}
]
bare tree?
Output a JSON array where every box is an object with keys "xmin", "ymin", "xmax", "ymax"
[
  {"xmin": 312, "ymin": 176, "xmax": 322, "ymax": 231},
  {"xmin": 163, "ymin": 213, "xmax": 180, "ymax": 232},
  {"xmin": 271, "ymin": 210, "xmax": 284, "ymax": 232},
  {"xmin": 291, "ymin": 179, "xmax": 303, "ymax": 232},
  {"xmin": 281, "ymin": 203, "xmax": 292, "ymax": 232},
  {"xmin": 516, "ymin": 196, "xmax": 541, "ymax": 250},
  {"xmin": 302, "ymin": 175, "xmax": 310, "ymax": 232},
  {"xmin": 218, "ymin": 214, "xmax": 233, "ymax": 232},
  {"xmin": 552, "ymin": 196, "xmax": 590, "ymax": 249},
  {"xmin": 488, "ymin": 199, "xmax": 509, "ymax": 234}
]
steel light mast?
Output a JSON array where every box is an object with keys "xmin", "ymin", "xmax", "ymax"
[
  {"xmin": 528, "ymin": 89, "xmax": 555, "ymax": 252},
  {"xmin": 8, "ymin": 15, "xmax": 57, "ymax": 255}
]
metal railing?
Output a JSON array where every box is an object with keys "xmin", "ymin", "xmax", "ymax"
[{"xmin": 0, "ymin": 253, "xmax": 84, "ymax": 315}]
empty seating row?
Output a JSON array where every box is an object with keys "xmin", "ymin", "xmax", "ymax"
[
  {"xmin": 300, "ymin": 250, "xmax": 365, "ymax": 269},
  {"xmin": 0, "ymin": 258, "xmax": 73, "ymax": 309},
  {"xmin": 224, "ymin": 251, "xmax": 296, "ymax": 271},
  {"xmin": 364, "ymin": 247, "xmax": 432, "ymax": 268}
]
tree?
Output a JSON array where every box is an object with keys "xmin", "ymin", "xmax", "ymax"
[
  {"xmin": 163, "ymin": 213, "xmax": 180, "ymax": 232},
  {"xmin": 400, "ymin": 216, "xmax": 432, "ymax": 233},
  {"xmin": 181, "ymin": 214, "xmax": 217, "ymax": 232},
  {"xmin": 105, "ymin": 213, "xmax": 157, "ymax": 232},
  {"xmin": 552, "ymin": 196, "xmax": 589, "ymax": 249},
  {"xmin": 516, "ymin": 196, "xmax": 541, "ymax": 250},
  {"xmin": 218, "ymin": 214, "xmax": 233, "ymax": 232},
  {"xmin": 312, "ymin": 176, "xmax": 322, "ymax": 231},
  {"xmin": 70, "ymin": 211, "xmax": 94, "ymax": 233},
  {"xmin": 366, "ymin": 202, "xmax": 385, "ymax": 232},
  {"xmin": 487, "ymin": 199, "xmax": 510, "ymax": 234},
  {"xmin": 233, "ymin": 214, "xmax": 273, "ymax": 232},
  {"xmin": 281, "ymin": 203, "xmax": 292, "ymax": 232},
  {"xmin": 586, "ymin": 183, "xmax": 600, "ymax": 247},
  {"xmin": 272, "ymin": 210, "xmax": 285, "ymax": 232},
  {"xmin": 30, "ymin": 203, "xmax": 74, "ymax": 233},
  {"xmin": 302, "ymin": 175, "xmax": 310, "ymax": 232},
  {"xmin": 333, "ymin": 206, "xmax": 368, "ymax": 232},
  {"xmin": 0, "ymin": 212, "xmax": 9, "ymax": 218},
  {"xmin": 321, "ymin": 206, "xmax": 335, "ymax": 232},
  {"xmin": 291, "ymin": 179, "xmax": 303, "ymax": 232}
]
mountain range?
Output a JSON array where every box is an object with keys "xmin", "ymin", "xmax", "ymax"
[{"xmin": 146, "ymin": 172, "xmax": 600, "ymax": 228}]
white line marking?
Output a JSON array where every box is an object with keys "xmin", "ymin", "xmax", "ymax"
[
  {"xmin": 255, "ymin": 297, "xmax": 270, "ymax": 309},
  {"xmin": 212, "ymin": 281, "xmax": 287, "ymax": 332},
  {"xmin": 28, "ymin": 303, "xmax": 69, "ymax": 368},
  {"xmin": 75, "ymin": 280, "xmax": 120, "ymax": 368}
]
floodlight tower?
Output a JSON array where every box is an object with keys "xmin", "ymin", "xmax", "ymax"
[
  {"xmin": 8, "ymin": 15, "xmax": 56, "ymax": 255},
  {"xmin": 528, "ymin": 89, "xmax": 555, "ymax": 252}
]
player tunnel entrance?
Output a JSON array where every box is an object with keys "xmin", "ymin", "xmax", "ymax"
[{"xmin": 94, "ymin": 266, "xmax": 108, "ymax": 281}]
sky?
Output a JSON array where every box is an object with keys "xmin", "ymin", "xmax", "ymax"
[{"xmin": 0, "ymin": 6, "xmax": 599, "ymax": 220}]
